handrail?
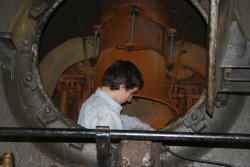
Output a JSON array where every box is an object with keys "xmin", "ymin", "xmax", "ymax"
[{"xmin": 0, "ymin": 127, "xmax": 249, "ymax": 148}]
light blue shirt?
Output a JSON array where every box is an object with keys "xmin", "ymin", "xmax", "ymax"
[{"xmin": 77, "ymin": 88, "xmax": 151, "ymax": 130}]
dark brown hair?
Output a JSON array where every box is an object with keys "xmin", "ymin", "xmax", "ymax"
[{"xmin": 101, "ymin": 60, "xmax": 144, "ymax": 90}]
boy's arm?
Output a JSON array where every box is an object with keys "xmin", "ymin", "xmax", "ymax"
[
  {"xmin": 120, "ymin": 114, "xmax": 153, "ymax": 130},
  {"xmin": 93, "ymin": 109, "xmax": 123, "ymax": 129}
]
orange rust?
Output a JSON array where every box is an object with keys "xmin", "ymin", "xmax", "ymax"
[
  {"xmin": 168, "ymin": 20, "xmax": 192, "ymax": 104},
  {"xmin": 101, "ymin": 0, "xmax": 169, "ymax": 28},
  {"xmin": 93, "ymin": 0, "xmax": 179, "ymax": 128},
  {"xmin": 95, "ymin": 48, "xmax": 177, "ymax": 110},
  {"xmin": 94, "ymin": 47, "xmax": 179, "ymax": 129},
  {"xmin": 53, "ymin": 0, "xmax": 206, "ymax": 128},
  {"xmin": 99, "ymin": 15, "xmax": 167, "ymax": 54}
]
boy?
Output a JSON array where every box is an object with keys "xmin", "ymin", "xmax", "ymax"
[{"xmin": 77, "ymin": 60, "xmax": 153, "ymax": 130}]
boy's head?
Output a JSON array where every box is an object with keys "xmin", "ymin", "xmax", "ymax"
[
  {"xmin": 101, "ymin": 60, "xmax": 144, "ymax": 90},
  {"xmin": 101, "ymin": 60, "xmax": 144, "ymax": 104}
]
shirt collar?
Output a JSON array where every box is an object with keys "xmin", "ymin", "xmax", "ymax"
[{"xmin": 96, "ymin": 88, "xmax": 122, "ymax": 111}]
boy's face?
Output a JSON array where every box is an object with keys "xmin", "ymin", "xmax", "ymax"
[{"xmin": 117, "ymin": 86, "xmax": 139, "ymax": 105}]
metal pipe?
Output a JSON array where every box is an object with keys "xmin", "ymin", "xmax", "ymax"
[
  {"xmin": 169, "ymin": 32, "xmax": 174, "ymax": 63},
  {"xmin": 96, "ymin": 126, "xmax": 111, "ymax": 167},
  {"xmin": 0, "ymin": 127, "xmax": 250, "ymax": 148},
  {"xmin": 207, "ymin": 0, "xmax": 219, "ymax": 116},
  {"xmin": 129, "ymin": 6, "xmax": 139, "ymax": 46},
  {"xmin": 168, "ymin": 20, "xmax": 192, "ymax": 104},
  {"xmin": 93, "ymin": 29, "xmax": 98, "ymax": 58},
  {"xmin": 129, "ymin": 11, "xmax": 136, "ymax": 44}
]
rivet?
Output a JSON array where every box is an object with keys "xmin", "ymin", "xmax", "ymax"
[
  {"xmin": 143, "ymin": 160, "xmax": 151, "ymax": 167},
  {"xmin": 191, "ymin": 113, "xmax": 198, "ymax": 120},
  {"xmin": 121, "ymin": 157, "xmax": 130, "ymax": 167},
  {"xmin": 25, "ymin": 73, "xmax": 33, "ymax": 81},
  {"xmin": 44, "ymin": 106, "xmax": 51, "ymax": 113}
]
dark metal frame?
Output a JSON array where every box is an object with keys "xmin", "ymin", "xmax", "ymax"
[
  {"xmin": 1, "ymin": 126, "xmax": 250, "ymax": 145},
  {"xmin": 1, "ymin": 126, "xmax": 250, "ymax": 166}
]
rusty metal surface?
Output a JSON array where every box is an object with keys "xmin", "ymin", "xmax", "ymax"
[
  {"xmin": 51, "ymin": 0, "xmax": 206, "ymax": 128},
  {"xmin": 101, "ymin": 0, "xmax": 169, "ymax": 27},
  {"xmin": 50, "ymin": 41, "xmax": 206, "ymax": 128},
  {"xmin": 42, "ymin": 0, "xmax": 206, "ymax": 129},
  {"xmin": 55, "ymin": 45, "xmax": 205, "ymax": 129},
  {"xmin": 117, "ymin": 140, "xmax": 163, "ymax": 167},
  {"xmin": 95, "ymin": 49, "xmax": 181, "ymax": 127},
  {"xmin": 39, "ymin": 37, "xmax": 95, "ymax": 97},
  {"xmin": 118, "ymin": 140, "xmax": 153, "ymax": 167},
  {"xmin": 99, "ymin": 16, "xmax": 166, "ymax": 54},
  {"xmin": 95, "ymin": 48, "xmax": 175, "ymax": 106},
  {"xmin": 177, "ymin": 41, "xmax": 206, "ymax": 77},
  {"xmin": 54, "ymin": 61, "xmax": 95, "ymax": 121},
  {"xmin": 168, "ymin": 20, "xmax": 192, "ymax": 103},
  {"xmin": 99, "ymin": 0, "xmax": 170, "ymax": 55}
]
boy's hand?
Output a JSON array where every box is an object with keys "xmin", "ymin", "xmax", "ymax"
[{"xmin": 149, "ymin": 127, "xmax": 156, "ymax": 131}]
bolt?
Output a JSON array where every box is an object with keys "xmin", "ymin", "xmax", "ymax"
[
  {"xmin": 101, "ymin": 144, "xmax": 105, "ymax": 149},
  {"xmin": 143, "ymin": 153, "xmax": 151, "ymax": 167},
  {"xmin": 25, "ymin": 73, "xmax": 33, "ymax": 81},
  {"xmin": 184, "ymin": 68, "xmax": 194, "ymax": 76},
  {"xmin": 2, "ymin": 151, "xmax": 14, "ymax": 166},
  {"xmin": 143, "ymin": 159, "xmax": 151, "ymax": 167},
  {"xmin": 191, "ymin": 113, "xmax": 198, "ymax": 120},
  {"xmin": 167, "ymin": 64, "xmax": 174, "ymax": 72},
  {"xmin": 23, "ymin": 39, "xmax": 29, "ymax": 45},
  {"xmin": 21, "ymin": 39, "xmax": 31, "ymax": 53},
  {"xmin": 44, "ymin": 106, "xmax": 51, "ymax": 113},
  {"xmin": 121, "ymin": 157, "xmax": 130, "ymax": 167},
  {"xmin": 160, "ymin": 153, "xmax": 167, "ymax": 161},
  {"xmin": 35, "ymin": 6, "xmax": 41, "ymax": 12}
]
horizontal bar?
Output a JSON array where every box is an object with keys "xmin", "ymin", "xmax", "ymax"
[
  {"xmin": 0, "ymin": 127, "xmax": 250, "ymax": 148},
  {"xmin": 224, "ymin": 68, "xmax": 250, "ymax": 82},
  {"xmin": 220, "ymin": 82, "xmax": 250, "ymax": 93}
]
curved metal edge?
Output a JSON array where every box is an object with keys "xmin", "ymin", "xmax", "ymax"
[{"xmin": 2, "ymin": 0, "xmax": 98, "ymax": 166}]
